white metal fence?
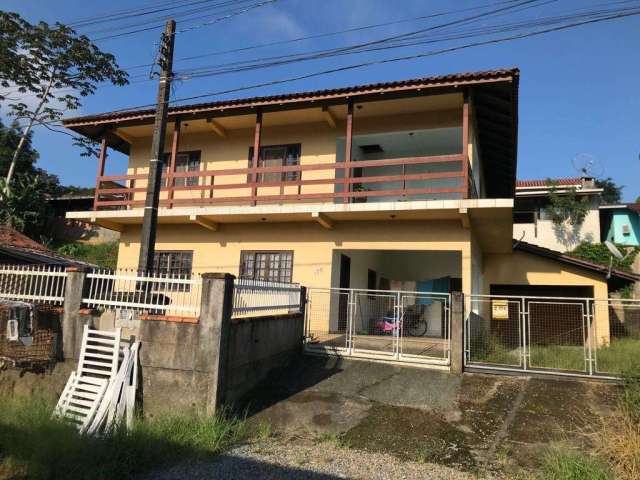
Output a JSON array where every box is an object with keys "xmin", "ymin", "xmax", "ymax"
[
  {"xmin": 82, "ymin": 269, "xmax": 203, "ymax": 318},
  {"xmin": 232, "ymin": 277, "xmax": 302, "ymax": 318},
  {"xmin": 465, "ymin": 294, "xmax": 640, "ymax": 379},
  {"xmin": 304, "ymin": 287, "xmax": 450, "ymax": 366},
  {"xmin": 0, "ymin": 264, "xmax": 67, "ymax": 305}
]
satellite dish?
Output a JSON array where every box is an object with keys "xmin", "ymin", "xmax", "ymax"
[
  {"xmin": 605, "ymin": 240, "xmax": 624, "ymax": 260},
  {"xmin": 572, "ymin": 153, "xmax": 603, "ymax": 177}
]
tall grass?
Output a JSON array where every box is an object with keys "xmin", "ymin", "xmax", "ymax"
[
  {"xmin": 0, "ymin": 394, "xmax": 249, "ymax": 480},
  {"xmin": 540, "ymin": 448, "xmax": 612, "ymax": 480}
]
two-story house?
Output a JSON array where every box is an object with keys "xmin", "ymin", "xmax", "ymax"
[{"xmin": 62, "ymin": 68, "xmax": 636, "ymax": 356}]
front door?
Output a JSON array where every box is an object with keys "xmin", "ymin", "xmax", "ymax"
[{"xmin": 338, "ymin": 254, "xmax": 350, "ymax": 332}]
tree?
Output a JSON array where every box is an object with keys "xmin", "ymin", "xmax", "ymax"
[
  {"xmin": 0, "ymin": 118, "xmax": 60, "ymax": 195},
  {"xmin": 0, "ymin": 11, "xmax": 128, "ymax": 192},
  {"xmin": 595, "ymin": 177, "xmax": 623, "ymax": 204},
  {"xmin": 0, "ymin": 176, "xmax": 50, "ymax": 237}
]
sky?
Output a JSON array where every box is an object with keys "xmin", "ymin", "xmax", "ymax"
[{"xmin": 2, "ymin": 0, "xmax": 639, "ymax": 201}]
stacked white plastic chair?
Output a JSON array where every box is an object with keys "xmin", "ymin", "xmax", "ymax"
[{"xmin": 54, "ymin": 325, "xmax": 140, "ymax": 434}]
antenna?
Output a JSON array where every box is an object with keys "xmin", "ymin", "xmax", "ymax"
[
  {"xmin": 572, "ymin": 153, "xmax": 603, "ymax": 178},
  {"xmin": 604, "ymin": 241, "xmax": 631, "ymax": 278}
]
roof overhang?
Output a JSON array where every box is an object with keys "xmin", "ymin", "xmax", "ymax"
[{"xmin": 514, "ymin": 240, "xmax": 639, "ymax": 285}]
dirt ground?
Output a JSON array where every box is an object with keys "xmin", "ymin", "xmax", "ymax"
[{"xmin": 240, "ymin": 355, "xmax": 621, "ymax": 477}]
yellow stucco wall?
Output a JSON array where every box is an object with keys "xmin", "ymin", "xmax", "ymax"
[{"xmin": 124, "ymin": 105, "xmax": 464, "ymax": 204}]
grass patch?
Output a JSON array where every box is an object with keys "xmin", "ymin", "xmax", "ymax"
[
  {"xmin": 55, "ymin": 241, "xmax": 118, "ymax": 269},
  {"xmin": 0, "ymin": 394, "xmax": 250, "ymax": 480},
  {"xmin": 474, "ymin": 335, "xmax": 640, "ymax": 375},
  {"xmin": 596, "ymin": 337, "xmax": 640, "ymax": 375},
  {"xmin": 540, "ymin": 448, "xmax": 612, "ymax": 480}
]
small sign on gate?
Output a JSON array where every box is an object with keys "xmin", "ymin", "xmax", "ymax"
[{"xmin": 492, "ymin": 300, "xmax": 509, "ymax": 320}]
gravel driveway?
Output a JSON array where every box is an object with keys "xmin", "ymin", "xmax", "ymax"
[{"xmin": 145, "ymin": 438, "xmax": 487, "ymax": 480}]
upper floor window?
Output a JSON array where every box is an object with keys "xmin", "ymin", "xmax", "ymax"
[
  {"xmin": 162, "ymin": 151, "xmax": 201, "ymax": 187},
  {"xmin": 239, "ymin": 250, "xmax": 293, "ymax": 283},
  {"xmin": 248, "ymin": 144, "xmax": 301, "ymax": 183}
]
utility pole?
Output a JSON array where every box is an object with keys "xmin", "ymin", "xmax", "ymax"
[{"xmin": 138, "ymin": 19, "xmax": 176, "ymax": 273}]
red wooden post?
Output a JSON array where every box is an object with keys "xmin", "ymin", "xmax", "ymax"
[
  {"xmin": 462, "ymin": 91, "xmax": 470, "ymax": 199},
  {"xmin": 93, "ymin": 138, "xmax": 108, "ymax": 210},
  {"xmin": 251, "ymin": 109, "xmax": 262, "ymax": 206},
  {"xmin": 166, "ymin": 117, "xmax": 181, "ymax": 209},
  {"xmin": 343, "ymin": 100, "xmax": 354, "ymax": 203}
]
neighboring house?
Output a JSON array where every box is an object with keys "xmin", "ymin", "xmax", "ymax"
[
  {"xmin": 600, "ymin": 203, "xmax": 640, "ymax": 246},
  {"xmin": 513, "ymin": 177, "xmax": 603, "ymax": 252},
  {"xmin": 60, "ymin": 67, "xmax": 635, "ymax": 321},
  {"xmin": 0, "ymin": 225, "xmax": 90, "ymax": 266},
  {"xmin": 47, "ymin": 192, "xmax": 121, "ymax": 244}
]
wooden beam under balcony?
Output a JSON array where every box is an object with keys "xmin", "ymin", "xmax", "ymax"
[
  {"xmin": 459, "ymin": 207, "xmax": 470, "ymax": 228},
  {"xmin": 312, "ymin": 212, "xmax": 334, "ymax": 230},
  {"xmin": 206, "ymin": 118, "xmax": 227, "ymax": 137},
  {"xmin": 113, "ymin": 129, "xmax": 135, "ymax": 144},
  {"xmin": 189, "ymin": 215, "xmax": 218, "ymax": 231},
  {"xmin": 322, "ymin": 106, "xmax": 336, "ymax": 128}
]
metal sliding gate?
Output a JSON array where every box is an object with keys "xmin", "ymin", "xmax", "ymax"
[
  {"xmin": 465, "ymin": 294, "xmax": 640, "ymax": 379},
  {"xmin": 304, "ymin": 287, "xmax": 451, "ymax": 367}
]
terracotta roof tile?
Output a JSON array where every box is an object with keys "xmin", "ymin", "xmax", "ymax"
[
  {"xmin": 62, "ymin": 67, "xmax": 519, "ymax": 126},
  {"xmin": 516, "ymin": 178, "xmax": 582, "ymax": 188}
]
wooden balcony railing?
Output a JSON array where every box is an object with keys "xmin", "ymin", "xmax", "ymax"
[{"xmin": 94, "ymin": 154, "xmax": 471, "ymax": 210}]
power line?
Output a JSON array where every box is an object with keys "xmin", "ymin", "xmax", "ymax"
[{"xmin": 39, "ymin": 3, "xmax": 637, "ymax": 126}]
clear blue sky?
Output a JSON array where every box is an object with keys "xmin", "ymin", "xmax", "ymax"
[{"xmin": 3, "ymin": 0, "xmax": 639, "ymax": 201}]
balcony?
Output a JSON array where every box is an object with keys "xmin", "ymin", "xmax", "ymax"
[{"xmin": 94, "ymin": 153, "xmax": 478, "ymax": 210}]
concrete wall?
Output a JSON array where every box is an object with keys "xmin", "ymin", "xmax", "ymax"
[
  {"xmin": 513, "ymin": 196, "xmax": 601, "ymax": 252},
  {"xmin": 226, "ymin": 313, "xmax": 303, "ymax": 405}
]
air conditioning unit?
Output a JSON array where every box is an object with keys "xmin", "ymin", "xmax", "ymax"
[{"xmin": 115, "ymin": 309, "xmax": 139, "ymax": 326}]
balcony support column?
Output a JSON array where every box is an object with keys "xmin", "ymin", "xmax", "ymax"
[
  {"xmin": 462, "ymin": 90, "xmax": 470, "ymax": 199},
  {"xmin": 250, "ymin": 109, "xmax": 262, "ymax": 206},
  {"xmin": 166, "ymin": 117, "xmax": 181, "ymax": 209},
  {"xmin": 93, "ymin": 138, "xmax": 108, "ymax": 210},
  {"xmin": 343, "ymin": 100, "xmax": 354, "ymax": 204}
]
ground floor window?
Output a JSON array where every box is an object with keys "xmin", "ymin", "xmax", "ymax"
[
  {"xmin": 240, "ymin": 250, "xmax": 293, "ymax": 283},
  {"xmin": 153, "ymin": 250, "xmax": 193, "ymax": 278}
]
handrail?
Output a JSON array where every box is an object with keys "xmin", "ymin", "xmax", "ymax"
[{"xmin": 93, "ymin": 153, "xmax": 467, "ymax": 209}]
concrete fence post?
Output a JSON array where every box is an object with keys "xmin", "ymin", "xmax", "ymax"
[
  {"xmin": 62, "ymin": 266, "xmax": 89, "ymax": 360},
  {"xmin": 197, "ymin": 272, "xmax": 235, "ymax": 415},
  {"xmin": 450, "ymin": 291, "xmax": 465, "ymax": 374}
]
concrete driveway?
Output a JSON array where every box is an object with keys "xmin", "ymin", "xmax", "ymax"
[{"xmin": 242, "ymin": 355, "xmax": 621, "ymax": 473}]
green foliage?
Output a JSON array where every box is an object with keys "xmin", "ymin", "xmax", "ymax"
[
  {"xmin": 0, "ymin": 11, "xmax": 128, "ymax": 122},
  {"xmin": 545, "ymin": 180, "xmax": 590, "ymax": 226},
  {"xmin": 55, "ymin": 241, "xmax": 118, "ymax": 269},
  {"xmin": 0, "ymin": 175, "xmax": 50, "ymax": 237},
  {"xmin": 567, "ymin": 242, "xmax": 638, "ymax": 272},
  {"xmin": 595, "ymin": 177, "xmax": 623, "ymax": 204},
  {"xmin": 0, "ymin": 394, "xmax": 250, "ymax": 480},
  {"xmin": 540, "ymin": 448, "xmax": 612, "ymax": 480}
]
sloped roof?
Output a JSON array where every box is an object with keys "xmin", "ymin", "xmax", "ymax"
[
  {"xmin": 0, "ymin": 225, "xmax": 90, "ymax": 266},
  {"xmin": 516, "ymin": 178, "xmax": 582, "ymax": 188},
  {"xmin": 63, "ymin": 68, "xmax": 519, "ymax": 126},
  {"xmin": 514, "ymin": 240, "xmax": 639, "ymax": 283}
]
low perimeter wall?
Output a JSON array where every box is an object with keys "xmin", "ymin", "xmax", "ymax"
[{"xmin": 0, "ymin": 272, "xmax": 305, "ymax": 416}]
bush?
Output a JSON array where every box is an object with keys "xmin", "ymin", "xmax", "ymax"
[
  {"xmin": 567, "ymin": 242, "xmax": 638, "ymax": 272},
  {"xmin": 0, "ymin": 394, "xmax": 249, "ymax": 480},
  {"xmin": 56, "ymin": 241, "xmax": 118, "ymax": 269},
  {"xmin": 541, "ymin": 448, "xmax": 612, "ymax": 480}
]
